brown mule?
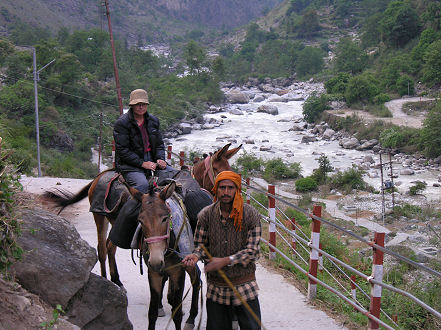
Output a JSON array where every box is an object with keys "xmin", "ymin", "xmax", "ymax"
[{"xmin": 191, "ymin": 143, "xmax": 242, "ymax": 193}]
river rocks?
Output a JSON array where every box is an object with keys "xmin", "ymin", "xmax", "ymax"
[
  {"xmin": 178, "ymin": 123, "xmax": 192, "ymax": 134},
  {"xmin": 357, "ymin": 139, "xmax": 379, "ymax": 150},
  {"xmin": 340, "ymin": 137, "xmax": 360, "ymax": 149},
  {"xmin": 11, "ymin": 208, "xmax": 132, "ymax": 329},
  {"xmin": 228, "ymin": 108, "xmax": 244, "ymax": 115},
  {"xmin": 322, "ymin": 128, "xmax": 336, "ymax": 140},
  {"xmin": 400, "ymin": 169, "xmax": 415, "ymax": 175},
  {"xmin": 253, "ymin": 95, "xmax": 265, "ymax": 102},
  {"xmin": 257, "ymin": 104, "xmax": 279, "ymax": 115},
  {"xmin": 225, "ymin": 90, "xmax": 249, "ymax": 104},
  {"xmin": 268, "ymin": 95, "xmax": 288, "ymax": 103}
]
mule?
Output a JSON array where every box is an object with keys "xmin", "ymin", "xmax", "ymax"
[
  {"xmin": 129, "ymin": 180, "xmax": 203, "ymax": 329},
  {"xmin": 191, "ymin": 143, "xmax": 242, "ymax": 192}
]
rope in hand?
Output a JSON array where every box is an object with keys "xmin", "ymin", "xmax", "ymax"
[{"xmin": 200, "ymin": 245, "xmax": 266, "ymax": 330}]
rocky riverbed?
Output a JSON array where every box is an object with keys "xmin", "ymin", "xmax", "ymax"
[{"xmin": 163, "ymin": 77, "xmax": 440, "ymax": 263}]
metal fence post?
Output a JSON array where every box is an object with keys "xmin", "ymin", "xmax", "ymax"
[
  {"xmin": 351, "ymin": 275, "xmax": 357, "ymax": 310},
  {"xmin": 179, "ymin": 151, "xmax": 185, "ymax": 167},
  {"xmin": 246, "ymin": 178, "xmax": 250, "ymax": 205},
  {"xmin": 167, "ymin": 145, "xmax": 172, "ymax": 161},
  {"xmin": 291, "ymin": 218, "xmax": 296, "ymax": 252},
  {"xmin": 268, "ymin": 184, "xmax": 276, "ymax": 260},
  {"xmin": 308, "ymin": 205, "xmax": 322, "ymax": 300},
  {"xmin": 369, "ymin": 232, "xmax": 385, "ymax": 330}
]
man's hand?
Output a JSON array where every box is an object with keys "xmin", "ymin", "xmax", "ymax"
[
  {"xmin": 142, "ymin": 161, "xmax": 157, "ymax": 171},
  {"xmin": 156, "ymin": 159, "xmax": 167, "ymax": 169},
  {"xmin": 204, "ymin": 257, "xmax": 230, "ymax": 272},
  {"xmin": 182, "ymin": 254, "xmax": 199, "ymax": 268}
]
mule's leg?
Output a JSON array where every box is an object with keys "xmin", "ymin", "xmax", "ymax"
[
  {"xmin": 93, "ymin": 213, "xmax": 109, "ymax": 279},
  {"xmin": 106, "ymin": 239, "xmax": 123, "ymax": 287},
  {"xmin": 183, "ymin": 265, "xmax": 201, "ymax": 329},
  {"xmin": 167, "ymin": 269, "xmax": 185, "ymax": 330},
  {"xmin": 148, "ymin": 271, "xmax": 165, "ymax": 330},
  {"xmin": 158, "ymin": 275, "xmax": 168, "ymax": 317}
]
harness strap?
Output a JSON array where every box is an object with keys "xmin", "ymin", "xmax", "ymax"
[
  {"xmin": 145, "ymin": 233, "xmax": 170, "ymax": 244},
  {"xmin": 103, "ymin": 173, "xmax": 122, "ymax": 213},
  {"xmin": 203, "ymin": 156, "xmax": 215, "ymax": 189}
]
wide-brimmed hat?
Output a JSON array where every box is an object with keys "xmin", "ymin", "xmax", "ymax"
[{"xmin": 129, "ymin": 89, "xmax": 150, "ymax": 105}]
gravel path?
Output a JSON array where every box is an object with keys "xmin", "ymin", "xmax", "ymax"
[{"xmin": 330, "ymin": 96, "xmax": 434, "ymax": 128}]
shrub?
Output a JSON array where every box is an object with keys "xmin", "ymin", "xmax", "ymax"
[
  {"xmin": 0, "ymin": 138, "xmax": 23, "ymax": 273},
  {"xmin": 233, "ymin": 151, "xmax": 263, "ymax": 177},
  {"xmin": 330, "ymin": 166, "xmax": 368, "ymax": 192},
  {"xmin": 263, "ymin": 158, "xmax": 302, "ymax": 182},
  {"xmin": 302, "ymin": 92, "xmax": 329, "ymax": 123},
  {"xmin": 295, "ymin": 177, "xmax": 318, "ymax": 192},
  {"xmin": 374, "ymin": 93, "xmax": 391, "ymax": 105},
  {"xmin": 396, "ymin": 75, "xmax": 414, "ymax": 96},
  {"xmin": 345, "ymin": 73, "xmax": 380, "ymax": 105},
  {"xmin": 408, "ymin": 181, "xmax": 427, "ymax": 195},
  {"xmin": 311, "ymin": 154, "xmax": 333, "ymax": 185},
  {"xmin": 380, "ymin": 128, "xmax": 405, "ymax": 148}
]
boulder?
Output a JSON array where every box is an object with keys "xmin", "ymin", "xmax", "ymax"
[
  {"xmin": 178, "ymin": 123, "xmax": 192, "ymax": 134},
  {"xmin": 253, "ymin": 95, "xmax": 265, "ymax": 102},
  {"xmin": 226, "ymin": 91, "xmax": 249, "ymax": 104},
  {"xmin": 342, "ymin": 137, "xmax": 360, "ymax": 149},
  {"xmin": 257, "ymin": 105, "xmax": 279, "ymax": 115},
  {"xmin": 322, "ymin": 128, "xmax": 335, "ymax": 140},
  {"xmin": 11, "ymin": 208, "xmax": 132, "ymax": 329}
]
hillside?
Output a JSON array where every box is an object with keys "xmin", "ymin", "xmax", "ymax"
[{"xmin": 0, "ymin": 0, "xmax": 284, "ymax": 43}]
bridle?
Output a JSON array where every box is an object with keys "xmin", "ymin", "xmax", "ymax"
[{"xmin": 191, "ymin": 155, "xmax": 217, "ymax": 191}]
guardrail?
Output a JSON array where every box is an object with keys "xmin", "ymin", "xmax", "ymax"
[{"xmin": 166, "ymin": 145, "xmax": 441, "ymax": 329}]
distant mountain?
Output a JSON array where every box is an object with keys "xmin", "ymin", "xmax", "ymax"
[{"xmin": 0, "ymin": 0, "xmax": 284, "ymax": 42}]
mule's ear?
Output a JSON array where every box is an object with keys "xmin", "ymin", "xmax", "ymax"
[
  {"xmin": 128, "ymin": 187, "xmax": 144, "ymax": 202},
  {"xmin": 159, "ymin": 181, "xmax": 176, "ymax": 201},
  {"xmin": 225, "ymin": 144, "xmax": 242, "ymax": 159},
  {"xmin": 214, "ymin": 143, "xmax": 231, "ymax": 160}
]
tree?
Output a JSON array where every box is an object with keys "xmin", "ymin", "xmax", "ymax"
[
  {"xmin": 361, "ymin": 13, "xmax": 382, "ymax": 48},
  {"xmin": 345, "ymin": 73, "xmax": 380, "ymax": 105},
  {"xmin": 0, "ymin": 39, "xmax": 14, "ymax": 65},
  {"xmin": 421, "ymin": 102, "xmax": 441, "ymax": 158},
  {"xmin": 302, "ymin": 92, "xmax": 328, "ymax": 123},
  {"xmin": 379, "ymin": 1, "xmax": 420, "ymax": 48},
  {"xmin": 422, "ymin": 40, "xmax": 441, "ymax": 86},
  {"xmin": 333, "ymin": 38, "xmax": 368, "ymax": 74},
  {"xmin": 184, "ymin": 40, "xmax": 206, "ymax": 75},
  {"xmin": 325, "ymin": 72, "xmax": 351, "ymax": 95},
  {"xmin": 211, "ymin": 56, "xmax": 226, "ymax": 81},
  {"xmin": 296, "ymin": 46, "xmax": 324, "ymax": 78},
  {"xmin": 295, "ymin": 9, "xmax": 321, "ymax": 38}
]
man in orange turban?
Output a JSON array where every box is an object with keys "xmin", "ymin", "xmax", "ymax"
[{"xmin": 183, "ymin": 170, "xmax": 262, "ymax": 329}]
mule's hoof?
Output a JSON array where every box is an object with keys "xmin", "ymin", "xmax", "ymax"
[
  {"xmin": 158, "ymin": 307, "xmax": 165, "ymax": 317},
  {"xmin": 232, "ymin": 320, "xmax": 239, "ymax": 330},
  {"xmin": 183, "ymin": 323, "xmax": 195, "ymax": 330}
]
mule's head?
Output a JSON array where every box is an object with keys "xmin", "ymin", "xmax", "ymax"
[
  {"xmin": 193, "ymin": 143, "xmax": 242, "ymax": 193},
  {"xmin": 130, "ymin": 181, "xmax": 176, "ymax": 273}
]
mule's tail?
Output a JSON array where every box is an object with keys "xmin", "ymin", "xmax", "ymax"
[{"xmin": 43, "ymin": 181, "xmax": 92, "ymax": 215}]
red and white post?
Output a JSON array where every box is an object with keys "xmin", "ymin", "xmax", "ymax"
[
  {"xmin": 246, "ymin": 178, "xmax": 251, "ymax": 205},
  {"xmin": 351, "ymin": 275, "xmax": 357, "ymax": 307},
  {"xmin": 319, "ymin": 243, "xmax": 324, "ymax": 272},
  {"xmin": 369, "ymin": 232, "xmax": 385, "ymax": 330},
  {"xmin": 308, "ymin": 205, "xmax": 322, "ymax": 300},
  {"xmin": 268, "ymin": 184, "xmax": 276, "ymax": 260},
  {"xmin": 291, "ymin": 218, "xmax": 297, "ymax": 252},
  {"xmin": 179, "ymin": 151, "xmax": 185, "ymax": 167},
  {"xmin": 167, "ymin": 145, "xmax": 172, "ymax": 161}
]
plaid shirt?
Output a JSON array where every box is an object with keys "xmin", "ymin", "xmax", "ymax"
[{"xmin": 193, "ymin": 202, "xmax": 261, "ymax": 305}]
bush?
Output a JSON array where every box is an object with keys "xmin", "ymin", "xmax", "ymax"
[
  {"xmin": 330, "ymin": 166, "xmax": 368, "ymax": 192},
  {"xmin": 263, "ymin": 158, "xmax": 302, "ymax": 182},
  {"xmin": 302, "ymin": 92, "xmax": 329, "ymax": 123},
  {"xmin": 295, "ymin": 177, "xmax": 318, "ymax": 192},
  {"xmin": 233, "ymin": 151, "xmax": 263, "ymax": 177},
  {"xmin": 408, "ymin": 181, "xmax": 427, "ymax": 195},
  {"xmin": 380, "ymin": 128, "xmax": 405, "ymax": 148},
  {"xmin": 374, "ymin": 93, "xmax": 391, "ymax": 105},
  {"xmin": 345, "ymin": 73, "xmax": 380, "ymax": 105},
  {"xmin": 0, "ymin": 138, "xmax": 23, "ymax": 273}
]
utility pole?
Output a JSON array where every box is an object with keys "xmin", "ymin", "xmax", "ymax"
[
  {"xmin": 31, "ymin": 47, "xmax": 55, "ymax": 177},
  {"xmin": 103, "ymin": 0, "xmax": 123, "ymax": 115}
]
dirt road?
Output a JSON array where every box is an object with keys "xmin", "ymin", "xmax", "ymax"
[
  {"xmin": 330, "ymin": 97, "xmax": 434, "ymax": 128},
  {"xmin": 20, "ymin": 176, "xmax": 346, "ymax": 330}
]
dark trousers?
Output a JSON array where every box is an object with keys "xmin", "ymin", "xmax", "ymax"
[{"xmin": 206, "ymin": 297, "xmax": 261, "ymax": 330}]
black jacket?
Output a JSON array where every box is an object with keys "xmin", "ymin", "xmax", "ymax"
[{"xmin": 113, "ymin": 109, "xmax": 166, "ymax": 172}]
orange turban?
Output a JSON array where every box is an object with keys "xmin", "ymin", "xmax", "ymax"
[{"xmin": 212, "ymin": 171, "xmax": 243, "ymax": 231}]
